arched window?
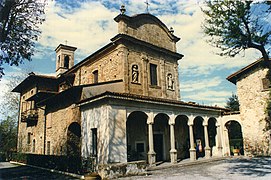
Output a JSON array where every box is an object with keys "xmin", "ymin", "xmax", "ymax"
[{"xmin": 64, "ymin": 55, "xmax": 69, "ymax": 68}]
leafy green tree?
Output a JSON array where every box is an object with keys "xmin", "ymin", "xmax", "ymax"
[
  {"xmin": 0, "ymin": 70, "xmax": 29, "ymax": 159},
  {"xmin": 225, "ymin": 94, "xmax": 240, "ymax": 111},
  {"xmin": 202, "ymin": 1, "xmax": 271, "ymax": 61},
  {"xmin": 0, "ymin": 0, "xmax": 47, "ymax": 79},
  {"xmin": 0, "ymin": 116, "xmax": 17, "ymax": 155}
]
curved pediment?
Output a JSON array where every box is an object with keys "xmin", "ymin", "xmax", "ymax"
[{"xmin": 115, "ymin": 13, "xmax": 180, "ymax": 52}]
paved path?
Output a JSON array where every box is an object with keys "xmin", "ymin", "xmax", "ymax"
[
  {"xmin": 0, "ymin": 162, "xmax": 78, "ymax": 179},
  {"xmin": 121, "ymin": 157, "xmax": 271, "ymax": 179},
  {"xmin": 1, "ymin": 157, "xmax": 271, "ymax": 179}
]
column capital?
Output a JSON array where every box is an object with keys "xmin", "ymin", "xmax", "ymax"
[
  {"xmin": 147, "ymin": 112, "xmax": 154, "ymax": 124},
  {"xmin": 202, "ymin": 116, "xmax": 209, "ymax": 126},
  {"xmin": 187, "ymin": 115, "xmax": 194, "ymax": 126},
  {"xmin": 216, "ymin": 122, "xmax": 221, "ymax": 127},
  {"xmin": 168, "ymin": 114, "xmax": 176, "ymax": 125}
]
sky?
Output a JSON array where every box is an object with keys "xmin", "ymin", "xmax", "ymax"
[{"xmin": 0, "ymin": 0, "xmax": 267, "ymax": 109}]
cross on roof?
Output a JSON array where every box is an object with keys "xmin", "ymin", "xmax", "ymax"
[{"xmin": 145, "ymin": 0, "xmax": 150, "ymax": 13}]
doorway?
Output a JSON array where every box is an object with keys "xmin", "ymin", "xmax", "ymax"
[{"xmin": 154, "ymin": 134, "xmax": 164, "ymax": 162}]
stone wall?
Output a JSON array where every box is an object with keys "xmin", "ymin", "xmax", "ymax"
[
  {"xmin": 126, "ymin": 43, "xmax": 180, "ymax": 100},
  {"xmin": 237, "ymin": 67, "xmax": 271, "ymax": 156},
  {"xmin": 17, "ymin": 86, "xmax": 44, "ymax": 154},
  {"xmin": 46, "ymin": 104, "xmax": 81, "ymax": 155},
  {"xmin": 73, "ymin": 47, "xmax": 123, "ymax": 86}
]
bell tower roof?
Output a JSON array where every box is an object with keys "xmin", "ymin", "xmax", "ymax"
[{"xmin": 55, "ymin": 44, "xmax": 77, "ymax": 53}]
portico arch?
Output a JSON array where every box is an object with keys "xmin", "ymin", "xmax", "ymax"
[
  {"xmin": 175, "ymin": 115, "xmax": 190, "ymax": 160},
  {"xmin": 208, "ymin": 118, "xmax": 217, "ymax": 156},
  {"xmin": 153, "ymin": 113, "xmax": 170, "ymax": 162},
  {"xmin": 126, "ymin": 111, "xmax": 148, "ymax": 162},
  {"xmin": 225, "ymin": 120, "xmax": 244, "ymax": 155},
  {"xmin": 193, "ymin": 116, "xmax": 205, "ymax": 158}
]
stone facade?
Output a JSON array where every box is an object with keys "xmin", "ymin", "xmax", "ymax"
[{"xmin": 227, "ymin": 60, "xmax": 271, "ymax": 156}]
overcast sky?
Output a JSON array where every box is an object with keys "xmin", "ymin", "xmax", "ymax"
[{"xmin": 0, "ymin": 0, "xmax": 264, "ymax": 109}]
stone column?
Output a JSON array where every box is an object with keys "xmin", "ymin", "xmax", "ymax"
[
  {"xmin": 169, "ymin": 115, "xmax": 177, "ymax": 163},
  {"xmin": 203, "ymin": 120, "xmax": 211, "ymax": 159},
  {"xmin": 147, "ymin": 113, "xmax": 156, "ymax": 165},
  {"xmin": 216, "ymin": 123, "xmax": 223, "ymax": 157},
  {"xmin": 188, "ymin": 117, "xmax": 196, "ymax": 161}
]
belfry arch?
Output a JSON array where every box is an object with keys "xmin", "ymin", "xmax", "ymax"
[{"xmin": 126, "ymin": 111, "xmax": 148, "ymax": 162}]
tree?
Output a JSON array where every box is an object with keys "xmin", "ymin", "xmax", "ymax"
[
  {"xmin": 0, "ymin": 70, "xmax": 29, "ymax": 160},
  {"xmin": 0, "ymin": 0, "xmax": 47, "ymax": 79},
  {"xmin": 202, "ymin": 1, "xmax": 271, "ymax": 62},
  {"xmin": 0, "ymin": 116, "xmax": 17, "ymax": 158},
  {"xmin": 225, "ymin": 93, "xmax": 240, "ymax": 111}
]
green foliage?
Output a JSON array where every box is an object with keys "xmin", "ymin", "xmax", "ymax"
[
  {"xmin": 0, "ymin": 116, "xmax": 17, "ymax": 153},
  {"xmin": 0, "ymin": 0, "xmax": 47, "ymax": 79},
  {"xmin": 202, "ymin": 0, "xmax": 270, "ymax": 61},
  {"xmin": 265, "ymin": 89, "xmax": 271, "ymax": 131},
  {"xmin": 225, "ymin": 93, "xmax": 240, "ymax": 111}
]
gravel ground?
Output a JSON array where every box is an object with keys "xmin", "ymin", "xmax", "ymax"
[{"xmin": 120, "ymin": 157, "xmax": 271, "ymax": 180}]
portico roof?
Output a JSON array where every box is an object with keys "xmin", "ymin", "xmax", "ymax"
[{"xmin": 78, "ymin": 91, "xmax": 229, "ymax": 112}]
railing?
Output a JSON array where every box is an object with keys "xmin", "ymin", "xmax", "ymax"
[{"xmin": 21, "ymin": 109, "xmax": 38, "ymax": 122}]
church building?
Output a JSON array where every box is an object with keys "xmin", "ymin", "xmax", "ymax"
[{"xmin": 12, "ymin": 5, "xmax": 270, "ymax": 174}]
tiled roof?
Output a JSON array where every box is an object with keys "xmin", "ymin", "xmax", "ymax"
[
  {"xmin": 78, "ymin": 91, "xmax": 229, "ymax": 112},
  {"xmin": 227, "ymin": 58, "xmax": 270, "ymax": 84},
  {"xmin": 12, "ymin": 74, "xmax": 57, "ymax": 93}
]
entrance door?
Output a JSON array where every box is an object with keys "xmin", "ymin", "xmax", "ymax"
[{"xmin": 154, "ymin": 134, "xmax": 163, "ymax": 162}]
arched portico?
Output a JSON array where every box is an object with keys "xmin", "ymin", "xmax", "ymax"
[
  {"xmin": 175, "ymin": 115, "xmax": 190, "ymax": 160},
  {"xmin": 193, "ymin": 116, "xmax": 205, "ymax": 159},
  {"xmin": 125, "ymin": 109, "xmax": 223, "ymax": 165},
  {"xmin": 126, "ymin": 111, "xmax": 148, "ymax": 162},
  {"xmin": 225, "ymin": 120, "xmax": 244, "ymax": 156},
  {"xmin": 153, "ymin": 113, "xmax": 170, "ymax": 162},
  {"xmin": 208, "ymin": 118, "xmax": 217, "ymax": 156}
]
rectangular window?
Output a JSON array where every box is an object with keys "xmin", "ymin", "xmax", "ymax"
[
  {"xmin": 47, "ymin": 114, "xmax": 52, "ymax": 128},
  {"xmin": 93, "ymin": 70, "xmax": 98, "ymax": 84},
  {"xmin": 91, "ymin": 128, "xmax": 97, "ymax": 156},
  {"xmin": 47, "ymin": 141, "xmax": 51, "ymax": 155},
  {"xmin": 262, "ymin": 78, "xmax": 270, "ymax": 90},
  {"xmin": 150, "ymin": 64, "xmax": 158, "ymax": 86},
  {"xmin": 27, "ymin": 132, "xmax": 31, "ymax": 144},
  {"xmin": 136, "ymin": 142, "xmax": 145, "ymax": 153}
]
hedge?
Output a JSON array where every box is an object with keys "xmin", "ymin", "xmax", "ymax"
[{"xmin": 11, "ymin": 153, "xmax": 95, "ymax": 174}]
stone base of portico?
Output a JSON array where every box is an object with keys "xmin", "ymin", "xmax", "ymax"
[
  {"xmin": 148, "ymin": 151, "xmax": 156, "ymax": 165},
  {"xmin": 205, "ymin": 147, "xmax": 211, "ymax": 159},
  {"xmin": 218, "ymin": 147, "xmax": 223, "ymax": 157},
  {"xmin": 170, "ymin": 149, "xmax": 177, "ymax": 164},
  {"xmin": 189, "ymin": 148, "xmax": 196, "ymax": 161}
]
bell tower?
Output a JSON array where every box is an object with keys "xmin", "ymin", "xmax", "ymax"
[{"xmin": 55, "ymin": 44, "xmax": 77, "ymax": 76}]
